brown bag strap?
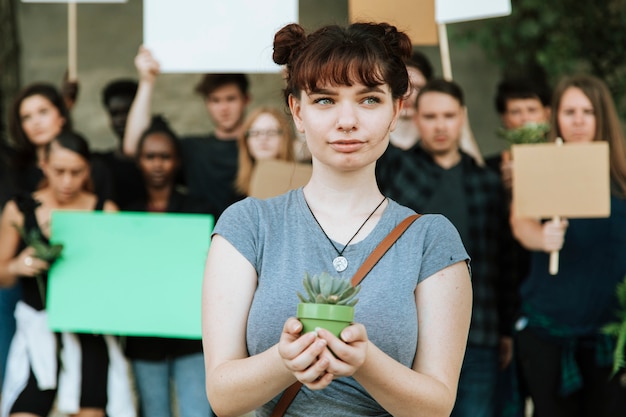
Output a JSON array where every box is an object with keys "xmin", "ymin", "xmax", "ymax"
[{"xmin": 270, "ymin": 213, "xmax": 422, "ymax": 417}]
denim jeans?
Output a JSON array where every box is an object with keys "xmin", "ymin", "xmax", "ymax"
[
  {"xmin": 132, "ymin": 353, "xmax": 215, "ymax": 417},
  {"xmin": 0, "ymin": 284, "xmax": 22, "ymax": 385},
  {"xmin": 450, "ymin": 345, "xmax": 499, "ymax": 417}
]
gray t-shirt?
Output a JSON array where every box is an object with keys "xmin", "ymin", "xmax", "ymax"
[{"xmin": 213, "ymin": 188, "xmax": 469, "ymax": 417}]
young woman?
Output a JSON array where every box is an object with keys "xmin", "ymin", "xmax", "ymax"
[
  {"xmin": 202, "ymin": 22, "xmax": 472, "ymax": 417},
  {"xmin": 510, "ymin": 74, "xmax": 626, "ymax": 417},
  {"xmin": 0, "ymin": 131, "xmax": 133, "ymax": 417},
  {"xmin": 234, "ymin": 107, "xmax": 296, "ymax": 196},
  {"xmin": 123, "ymin": 116, "xmax": 214, "ymax": 417}
]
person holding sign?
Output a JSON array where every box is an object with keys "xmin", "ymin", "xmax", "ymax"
[
  {"xmin": 123, "ymin": 47, "xmax": 250, "ymax": 218},
  {"xmin": 0, "ymin": 132, "xmax": 134, "ymax": 417},
  {"xmin": 202, "ymin": 22, "xmax": 472, "ymax": 417},
  {"xmin": 510, "ymin": 74, "xmax": 626, "ymax": 417},
  {"xmin": 123, "ymin": 115, "xmax": 214, "ymax": 417},
  {"xmin": 234, "ymin": 106, "xmax": 297, "ymax": 196}
]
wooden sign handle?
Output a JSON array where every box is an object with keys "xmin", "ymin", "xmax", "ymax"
[
  {"xmin": 68, "ymin": 1, "xmax": 77, "ymax": 81},
  {"xmin": 549, "ymin": 137, "xmax": 565, "ymax": 276},
  {"xmin": 549, "ymin": 215, "xmax": 560, "ymax": 275}
]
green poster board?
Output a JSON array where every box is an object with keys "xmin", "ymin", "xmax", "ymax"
[{"xmin": 47, "ymin": 211, "xmax": 214, "ymax": 339}]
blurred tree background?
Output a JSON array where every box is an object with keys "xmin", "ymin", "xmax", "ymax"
[{"xmin": 453, "ymin": 0, "xmax": 626, "ymax": 121}]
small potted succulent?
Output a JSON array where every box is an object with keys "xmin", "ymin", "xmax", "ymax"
[{"xmin": 296, "ymin": 272, "xmax": 360, "ymax": 338}]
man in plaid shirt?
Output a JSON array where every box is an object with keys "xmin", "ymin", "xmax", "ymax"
[{"xmin": 377, "ymin": 78, "xmax": 516, "ymax": 417}]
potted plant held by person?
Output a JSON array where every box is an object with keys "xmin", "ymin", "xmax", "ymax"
[
  {"xmin": 296, "ymin": 272, "xmax": 361, "ymax": 337},
  {"xmin": 497, "ymin": 121, "xmax": 550, "ymax": 161}
]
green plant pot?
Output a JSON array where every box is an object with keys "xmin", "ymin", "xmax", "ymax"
[{"xmin": 297, "ymin": 303, "xmax": 354, "ymax": 338}]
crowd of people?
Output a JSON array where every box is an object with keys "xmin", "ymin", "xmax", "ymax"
[{"xmin": 0, "ymin": 18, "xmax": 625, "ymax": 417}]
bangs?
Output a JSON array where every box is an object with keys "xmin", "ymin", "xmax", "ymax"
[{"xmin": 299, "ymin": 44, "xmax": 387, "ymax": 93}]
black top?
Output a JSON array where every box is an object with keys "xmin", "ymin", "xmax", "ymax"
[
  {"xmin": 377, "ymin": 143, "xmax": 517, "ymax": 345},
  {"xmin": 123, "ymin": 188, "xmax": 213, "ymax": 360},
  {"xmin": 180, "ymin": 133, "xmax": 243, "ymax": 218},
  {"xmin": 15, "ymin": 194, "xmax": 105, "ymax": 311},
  {"xmin": 92, "ymin": 150, "xmax": 145, "ymax": 209}
]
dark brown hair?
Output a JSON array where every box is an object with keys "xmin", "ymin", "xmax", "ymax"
[
  {"xmin": 194, "ymin": 74, "xmax": 249, "ymax": 98},
  {"xmin": 273, "ymin": 22, "xmax": 412, "ymax": 104},
  {"xmin": 9, "ymin": 83, "xmax": 72, "ymax": 168},
  {"xmin": 549, "ymin": 74, "xmax": 626, "ymax": 197}
]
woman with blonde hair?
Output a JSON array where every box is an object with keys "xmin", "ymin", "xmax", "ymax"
[{"xmin": 235, "ymin": 106, "xmax": 296, "ymax": 195}]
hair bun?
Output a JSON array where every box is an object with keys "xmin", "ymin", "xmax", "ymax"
[
  {"xmin": 381, "ymin": 23, "xmax": 412, "ymax": 60},
  {"xmin": 273, "ymin": 23, "xmax": 306, "ymax": 66}
]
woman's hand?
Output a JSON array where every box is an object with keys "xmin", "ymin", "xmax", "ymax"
[
  {"xmin": 278, "ymin": 318, "xmax": 333, "ymax": 390},
  {"xmin": 542, "ymin": 217, "xmax": 568, "ymax": 252},
  {"xmin": 135, "ymin": 45, "xmax": 160, "ymax": 84},
  {"xmin": 317, "ymin": 324, "xmax": 368, "ymax": 378},
  {"xmin": 9, "ymin": 247, "xmax": 49, "ymax": 277}
]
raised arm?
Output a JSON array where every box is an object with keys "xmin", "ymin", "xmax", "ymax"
[{"xmin": 123, "ymin": 45, "xmax": 160, "ymax": 157}]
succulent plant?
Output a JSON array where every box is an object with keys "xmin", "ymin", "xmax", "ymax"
[
  {"xmin": 497, "ymin": 122, "xmax": 550, "ymax": 145},
  {"xmin": 297, "ymin": 272, "xmax": 361, "ymax": 306}
]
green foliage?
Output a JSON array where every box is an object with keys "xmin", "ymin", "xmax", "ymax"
[
  {"xmin": 497, "ymin": 122, "xmax": 550, "ymax": 145},
  {"xmin": 12, "ymin": 223, "xmax": 63, "ymax": 306},
  {"xmin": 453, "ymin": 0, "xmax": 626, "ymax": 121},
  {"xmin": 13, "ymin": 223, "xmax": 63, "ymax": 262},
  {"xmin": 297, "ymin": 272, "xmax": 361, "ymax": 306},
  {"xmin": 601, "ymin": 275, "xmax": 626, "ymax": 375}
]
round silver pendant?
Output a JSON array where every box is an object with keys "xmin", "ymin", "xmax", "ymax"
[{"xmin": 332, "ymin": 256, "xmax": 348, "ymax": 272}]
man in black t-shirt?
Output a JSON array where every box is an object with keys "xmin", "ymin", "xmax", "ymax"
[{"xmin": 123, "ymin": 46, "xmax": 250, "ymax": 217}]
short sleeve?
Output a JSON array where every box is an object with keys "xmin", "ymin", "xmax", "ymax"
[
  {"xmin": 212, "ymin": 198, "xmax": 261, "ymax": 270},
  {"xmin": 417, "ymin": 214, "xmax": 470, "ymax": 283}
]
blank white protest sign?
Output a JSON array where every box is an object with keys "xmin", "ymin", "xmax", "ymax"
[
  {"xmin": 435, "ymin": 0, "xmax": 511, "ymax": 23},
  {"xmin": 144, "ymin": 0, "xmax": 298, "ymax": 73},
  {"xmin": 22, "ymin": 0, "xmax": 126, "ymax": 2}
]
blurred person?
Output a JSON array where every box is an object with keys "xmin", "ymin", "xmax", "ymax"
[
  {"xmin": 234, "ymin": 106, "xmax": 296, "ymax": 196},
  {"xmin": 489, "ymin": 77, "xmax": 552, "ymax": 417},
  {"xmin": 123, "ymin": 116, "xmax": 214, "ymax": 417},
  {"xmin": 378, "ymin": 78, "xmax": 515, "ymax": 417},
  {"xmin": 0, "ymin": 131, "xmax": 134, "ymax": 417},
  {"xmin": 487, "ymin": 77, "xmax": 552, "ymax": 189},
  {"xmin": 94, "ymin": 79, "xmax": 145, "ymax": 208},
  {"xmin": 510, "ymin": 74, "xmax": 626, "ymax": 417},
  {"xmin": 390, "ymin": 50, "xmax": 433, "ymax": 151}
]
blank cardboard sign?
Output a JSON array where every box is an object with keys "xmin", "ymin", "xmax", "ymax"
[
  {"xmin": 249, "ymin": 159, "xmax": 312, "ymax": 199},
  {"xmin": 512, "ymin": 142, "xmax": 610, "ymax": 219},
  {"xmin": 348, "ymin": 0, "xmax": 438, "ymax": 45}
]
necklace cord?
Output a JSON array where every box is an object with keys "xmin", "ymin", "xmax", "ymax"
[{"xmin": 304, "ymin": 196, "xmax": 387, "ymax": 256}]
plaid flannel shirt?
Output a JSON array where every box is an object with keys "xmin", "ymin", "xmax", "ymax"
[{"xmin": 377, "ymin": 144, "xmax": 516, "ymax": 347}]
